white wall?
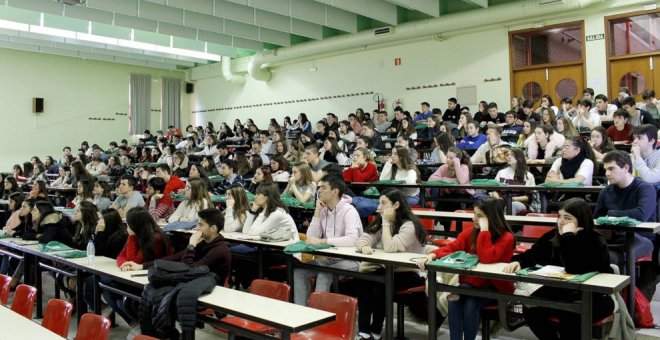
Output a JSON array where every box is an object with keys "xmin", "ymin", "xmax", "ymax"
[
  {"xmin": 0, "ymin": 49, "xmax": 188, "ymax": 170},
  {"xmin": 191, "ymin": 2, "xmax": 657, "ymax": 130},
  {"xmin": 193, "ymin": 27, "xmax": 510, "ymax": 129}
]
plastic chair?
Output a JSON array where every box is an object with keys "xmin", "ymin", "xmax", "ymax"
[
  {"xmin": 291, "ymin": 291, "xmax": 357, "ymax": 340},
  {"xmin": 214, "ymin": 280, "xmax": 291, "ymax": 335},
  {"xmin": 42, "ymin": 298, "xmax": 73, "ymax": 337},
  {"xmin": 74, "ymin": 313, "xmax": 111, "ymax": 340},
  {"xmin": 515, "ymin": 224, "xmax": 555, "ymax": 253},
  {"xmin": 0, "ymin": 274, "xmax": 11, "ymax": 305},
  {"xmin": 10, "ymin": 284, "xmax": 37, "ymax": 319},
  {"xmin": 433, "ymin": 210, "xmax": 473, "ymax": 247}
]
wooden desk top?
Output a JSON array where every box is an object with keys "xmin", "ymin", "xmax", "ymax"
[
  {"xmin": 0, "ymin": 306, "xmax": 64, "ymax": 339},
  {"xmin": 198, "ymin": 286, "xmax": 335, "ymax": 333},
  {"xmin": 412, "ymin": 210, "xmax": 557, "ymax": 225},
  {"xmin": 428, "ymin": 262, "xmax": 630, "ymax": 295}
]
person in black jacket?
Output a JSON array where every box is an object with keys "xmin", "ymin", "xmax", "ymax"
[
  {"xmin": 503, "ymin": 198, "xmax": 614, "ymax": 339},
  {"xmin": 121, "ymin": 208, "xmax": 230, "ymax": 284},
  {"xmin": 32, "ymin": 201, "xmax": 74, "ymax": 246},
  {"xmin": 72, "ymin": 201, "xmax": 98, "ymax": 251},
  {"xmin": 93, "ymin": 209, "xmax": 128, "ymax": 259}
]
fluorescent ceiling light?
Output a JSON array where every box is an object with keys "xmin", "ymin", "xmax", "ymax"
[
  {"xmin": 0, "ymin": 18, "xmax": 222, "ymax": 62},
  {"xmin": 0, "ymin": 19, "xmax": 29, "ymax": 32}
]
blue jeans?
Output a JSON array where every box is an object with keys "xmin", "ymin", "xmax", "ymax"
[
  {"xmin": 352, "ymin": 196, "xmax": 420, "ymax": 218},
  {"xmin": 448, "ymin": 283, "xmax": 492, "ymax": 340},
  {"xmin": 86, "ymin": 277, "xmax": 136, "ymax": 324},
  {"xmin": 0, "ymin": 255, "xmax": 9, "ymax": 275}
]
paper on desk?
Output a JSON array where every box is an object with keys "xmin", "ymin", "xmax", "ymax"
[{"xmin": 529, "ymin": 265, "xmax": 576, "ymax": 280}]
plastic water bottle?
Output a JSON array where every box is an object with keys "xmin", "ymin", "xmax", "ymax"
[{"xmin": 86, "ymin": 239, "xmax": 95, "ymax": 265}]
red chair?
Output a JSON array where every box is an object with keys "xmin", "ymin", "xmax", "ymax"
[
  {"xmin": 74, "ymin": 313, "xmax": 111, "ymax": 340},
  {"xmin": 515, "ymin": 224, "xmax": 555, "ymax": 253},
  {"xmin": 0, "ymin": 274, "xmax": 11, "ymax": 305},
  {"xmin": 433, "ymin": 210, "xmax": 473, "ymax": 247},
  {"xmin": 10, "ymin": 284, "xmax": 37, "ymax": 319},
  {"xmin": 42, "ymin": 299, "xmax": 73, "ymax": 337},
  {"xmin": 548, "ymin": 315, "xmax": 614, "ymax": 339},
  {"xmin": 291, "ymin": 291, "xmax": 357, "ymax": 340},
  {"xmin": 214, "ymin": 280, "xmax": 291, "ymax": 335}
]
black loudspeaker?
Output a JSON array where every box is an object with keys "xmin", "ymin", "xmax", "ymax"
[
  {"xmin": 33, "ymin": 97, "xmax": 44, "ymax": 113},
  {"xmin": 185, "ymin": 82, "xmax": 194, "ymax": 94}
]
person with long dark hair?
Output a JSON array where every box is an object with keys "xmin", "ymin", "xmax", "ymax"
[
  {"xmin": 32, "ymin": 201, "xmax": 73, "ymax": 245},
  {"xmin": 2, "ymin": 176, "xmax": 19, "ymax": 200},
  {"xmin": 493, "ymin": 148, "xmax": 536, "ymax": 214},
  {"xmin": 418, "ymin": 197, "xmax": 514, "ymax": 340},
  {"xmin": 72, "ymin": 201, "xmax": 98, "ymax": 250},
  {"xmin": 0, "ymin": 192, "xmax": 25, "ymax": 275},
  {"xmin": 356, "ymin": 188, "xmax": 429, "ymax": 340},
  {"xmin": 503, "ymin": 198, "xmax": 613, "ymax": 339}
]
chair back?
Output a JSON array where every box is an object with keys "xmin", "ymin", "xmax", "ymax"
[
  {"xmin": 74, "ymin": 313, "xmax": 111, "ymax": 340},
  {"xmin": 42, "ymin": 299, "xmax": 73, "ymax": 337},
  {"xmin": 521, "ymin": 225, "xmax": 554, "ymax": 239},
  {"xmin": 250, "ymin": 279, "xmax": 291, "ymax": 301},
  {"xmin": 10, "ymin": 284, "xmax": 37, "ymax": 319},
  {"xmin": 307, "ymin": 291, "xmax": 357, "ymax": 340},
  {"xmin": 411, "ymin": 207, "xmax": 435, "ymax": 231},
  {"xmin": 0, "ymin": 274, "xmax": 11, "ymax": 305},
  {"xmin": 450, "ymin": 209, "xmax": 474, "ymax": 232}
]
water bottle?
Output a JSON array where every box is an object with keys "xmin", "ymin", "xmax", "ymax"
[{"xmin": 86, "ymin": 239, "xmax": 95, "ymax": 265}]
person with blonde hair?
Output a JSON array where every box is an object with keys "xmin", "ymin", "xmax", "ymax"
[
  {"xmin": 223, "ymin": 184, "xmax": 251, "ymax": 232},
  {"xmin": 168, "ymin": 178, "xmax": 212, "ymax": 222},
  {"xmin": 283, "ymin": 162, "xmax": 316, "ymax": 203}
]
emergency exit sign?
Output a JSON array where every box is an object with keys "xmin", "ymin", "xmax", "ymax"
[{"xmin": 586, "ymin": 34, "xmax": 604, "ymax": 41}]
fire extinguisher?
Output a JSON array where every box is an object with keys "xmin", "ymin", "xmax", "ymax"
[{"xmin": 392, "ymin": 99, "xmax": 402, "ymax": 110}]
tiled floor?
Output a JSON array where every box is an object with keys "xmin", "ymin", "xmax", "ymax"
[{"xmin": 16, "ymin": 273, "xmax": 660, "ymax": 339}]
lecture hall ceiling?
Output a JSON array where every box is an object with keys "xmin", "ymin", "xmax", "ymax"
[{"xmin": 0, "ymin": 0, "xmax": 529, "ymax": 70}]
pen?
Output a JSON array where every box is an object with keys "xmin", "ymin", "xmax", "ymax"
[{"xmin": 130, "ymin": 273, "xmax": 148, "ymax": 277}]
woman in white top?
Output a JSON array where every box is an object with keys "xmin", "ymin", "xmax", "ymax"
[
  {"xmin": 270, "ymin": 156, "xmax": 291, "ymax": 182},
  {"xmin": 157, "ymin": 144, "xmax": 174, "ymax": 169},
  {"xmin": 283, "ymin": 162, "xmax": 316, "ymax": 203},
  {"xmin": 493, "ymin": 148, "xmax": 536, "ymax": 215},
  {"xmin": 223, "ymin": 184, "xmax": 251, "ymax": 232},
  {"xmin": 339, "ymin": 120, "xmax": 356, "ymax": 143},
  {"xmin": 320, "ymin": 137, "xmax": 349, "ymax": 165},
  {"xmin": 380, "ymin": 146, "xmax": 420, "ymax": 206},
  {"xmin": 50, "ymin": 166, "xmax": 71, "ymax": 188},
  {"xmin": 168, "ymin": 177, "xmax": 212, "ymax": 222},
  {"xmin": 528, "ymin": 125, "xmax": 561, "ymax": 164},
  {"xmin": 242, "ymin": 182, "xmax": 299, "ymax": 239},
  {"xmin": 546, "ymin": 136, "xmax": 595, "ymax": 186}
]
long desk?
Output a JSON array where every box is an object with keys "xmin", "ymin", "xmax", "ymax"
[
  {"xmin": 426, "ymin": 262, "xmax": 630, "ymax": 340},
  {"xmin": 409, "ymin": 210, "xmax": 660, "ymax": 321},
  {"xmin": 0, "ymin": 238, "xmax": 334, "ymax": 340},
  {"xmin": 0, "ymin": 305, "xmax": 64, "ymax": 339}
]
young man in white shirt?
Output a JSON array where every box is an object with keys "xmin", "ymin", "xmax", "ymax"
[
  {"xmin": 573, "ymin": 98, "xmax": 601, "ymax": 131},
  {"xmin": 631, "ymin": 124, "xmax": 660, "ymax": 185}
]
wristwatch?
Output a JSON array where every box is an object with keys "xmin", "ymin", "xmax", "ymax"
[{"xmin": 186, "ymin": 244, "xmax": 196, "ymax": 251}]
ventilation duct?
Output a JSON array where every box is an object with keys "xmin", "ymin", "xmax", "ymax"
[
  {"xmin": 222, "ymin": 56, "xmax": 246, "ymax": 84},
  {"xmin": 247, "ymin": 0, "xmax": 650, "ymax": 81}
]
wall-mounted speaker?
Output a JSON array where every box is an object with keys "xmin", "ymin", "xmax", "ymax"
[
  {"xmin": 185, "ymin": 82, "xmax": 194, "ymax": 94},
  {"xmin": 33, "ymin": 97, "xmax": 44, "ymax": 113}
]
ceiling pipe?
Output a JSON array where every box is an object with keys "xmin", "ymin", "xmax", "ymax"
[
  {"xmin": 246, "ymin": 0, "xmax": 649, "ymax": 81},
  {"xmin": 222, "ymin": 56, "xmax": 246, "ymax": 84}
]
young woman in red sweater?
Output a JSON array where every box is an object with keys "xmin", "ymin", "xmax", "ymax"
[
  {"xmin": 343, "ymin": 147, "xmax": 379, "ymax": 184},
  {"xmin": 103, "ymin": 207, "xmax": 171, "ymax": 327},
  {"xmin": 417, "ymin": 197, "xmax": 515, "ymax": 340}
]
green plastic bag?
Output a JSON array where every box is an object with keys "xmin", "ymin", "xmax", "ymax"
[
  {"xmin": 280, "ymin": 194, "xmax": 315, "ymax": 209},
  {"xmin": 429, "ymin": 251, "xmax": 479, "ymax": 269},
  {"xmin": 53, "ymin": 250, "xmax": 88, "ymax": 259},
  {"xmin": 595, "ymin": 216, "xmax": 641, "ymax": 226},
  {"xmin": 372, "ymin": 180, "xmax": 406, "ymax": 185},
  {"xmin": 38, "ymin": 241, "xmax": 73, "ymax": 253},
  {"xmin": 415, "ymin": 123, "xmax": 428, "ymax": 130},
  {"xmin": 362, "ymin": 187, "xmax": 380, "ymax": 196},
  {"xmin": 516, "ymin": 265, "xmax": 599, "ymax": 282},
  {"xmin": 423, "ymin": 180, "xmax": 459, "ymax": 186},
  {"xmin": 470, "ymin": 179, "xmax": 505, "ymax": 186},
  {"xmin": 283, "ymin": 240, "xmax": 333, "ymax": 254},
  {"xmin": 0, "ymin": 231, "xmax": 10, "ymax": 239}
]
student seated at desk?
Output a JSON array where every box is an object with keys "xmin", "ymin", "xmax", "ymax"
[
  {"xmin": 104, "ymin": 207, "xmax": 171, "ymax": 327},
  {"xmin": 294, "ymin": 175, "xmax": 363, "ymax": 306},
  {"xmin": 214, "ymin": 159, "xmax": 246, "ymax": 195},
  {"xmin": 492, "ymin": 148, "xmax": 536, "ymax": 215},
  {"xmin": 93, "ymin": 208, "xmax": 128, "ymax": 258},
  {"xmin": 200, "ymin": 156, "xmax": 220, "ymax": 177},
  {"xmin": 121, "ymin": 208, "xmax": 230, "ymax": 284},
  {"xmin": 2, "ymin": 175, "xmax": 20, "ymax": 199},
  {"xmin": 28, "ymin": 180, "xmax": 49, "ymax": 201},
  {"xmin": 145, "ymin": 177, "xmax": 175, "ymax": 221},
  {"xmin": 456, "ymin": 122, "xmax": 486, "ymax": 151},
  {"xmin": 70, "ymin": 178, "xmax": 94, "ymax": 208},
  {"xmin": 417, "ymin": 197, "xmax": 514, "ymax": 340},
  {"xmin": 428, "ymin": 146, "xmax": 473, "ymax": 193},
  {"xmin": 503, "ymin": 198, "xmax": 614, "ymax": 340},
  {"xmin": 589, "ymin": 127, "xmax": 615, "ymax": 162},
  {"xmin": 356, "ymin": 188, "xmax": 431, "ymax": 340},
  {"xmin": 320, "ymin": 137, "xmax": 349, "ymax": 165},
  {"xmin": 72, "ymin": 201, "xmax": 98, "ymax": 250},
  {"xmin": 342, "ymin": 147, "xmax": 379, "ymax": 185},
  {"xmin": 631, "ymin": 124, "xmax": 660, "ymax": 184},
  {"xmin": 92, "ymin": 180, "xmax": 112, "ymax": 212},
  {"xmin": 545, "ymin": 136, "xmax": 595, "ymax": 186},
  {"xmin": 429, "ymin": 133, "xmax": 453, "ymax": 164},
  {"xmin": 0, "ymin": 192, "xmax": 24, "ymax": 275},
  {"xmin": 527, "ymin": 125, "xmax": 561, "ymax": 164},
  {"xmin": 270, "ymin": 156, "xmax": 291, "ymax": 182},
  {"xmin": 246, "ymin": 165, "xmax": 273, "ymax": 194},
  {"xmin": 110, "ymin": 175, "xmax": 145, "ymax": 219},
  {"xmin": 223, "ymin": 184, "xmax": 251, "ymax": 233},
  {"xmin": 168, "ymin": 178, "xmax": 212, "ymax": 223},
  {"xmin": 283, "ymin": 162, "xmax": 316, "ymax": 203}
]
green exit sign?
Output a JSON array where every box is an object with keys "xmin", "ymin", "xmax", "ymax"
[{"xmin": 586, "ymin": 34, "xmax": 604, "ymax": 41}]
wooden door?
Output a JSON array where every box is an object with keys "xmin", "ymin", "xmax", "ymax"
[
  {"xmin": 610, "ymin": 56, "xmax": 655, "ymax": 102},
  {"xmin": 512, "ymin": 68, "xmax": 547, "ymax": 106},
  {"xmin": 512, "ymin": 64, "xmax": 584, "ymax": 107},
  {"xmin": 548, "ymin": 64, "xmax": 583, "ymax": 105}
]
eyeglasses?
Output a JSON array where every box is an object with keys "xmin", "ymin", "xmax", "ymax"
[{"xmin": 562, "ymin": 145, "xmax": 578, "ymax": 150}]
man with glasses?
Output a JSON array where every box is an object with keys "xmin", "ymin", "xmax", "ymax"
[{"xmin": 293, "ymin": 175, "xmax": 363, "ymax": 305}]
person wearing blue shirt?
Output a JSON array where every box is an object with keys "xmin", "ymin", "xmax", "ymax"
[
  {"xmin": 413, "ymin": 101, "xmax": 433, "ymax": 124},
  {"xmin": 456, "ymin": 122, "xmax": 487, "ymax": 150}
]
